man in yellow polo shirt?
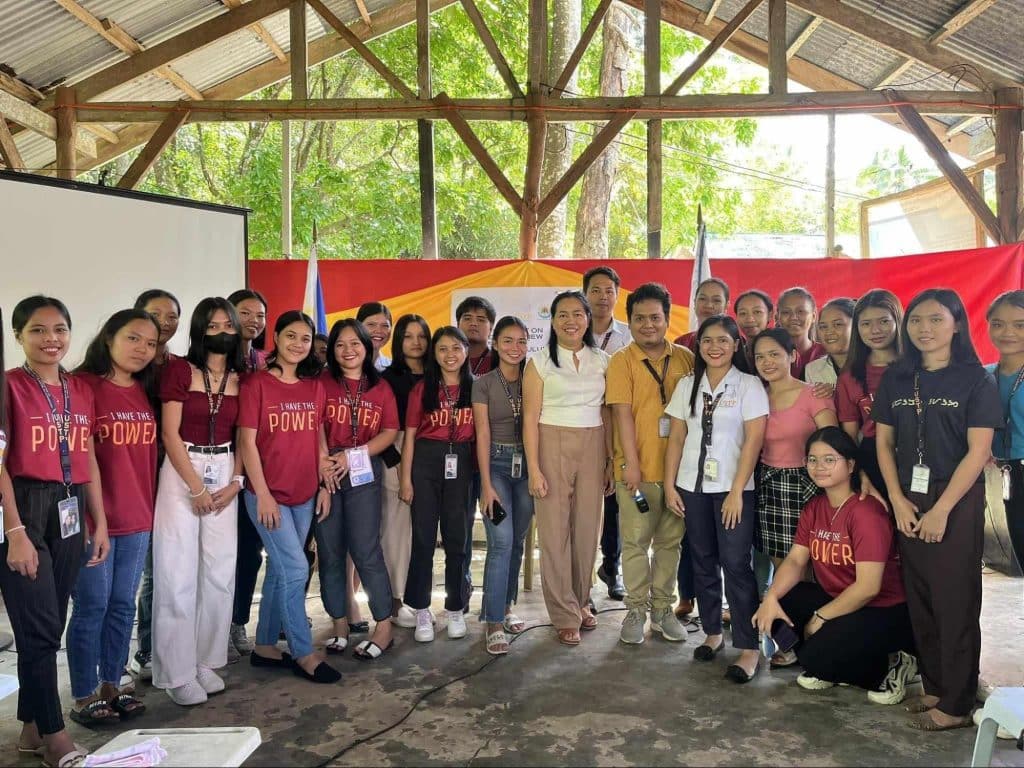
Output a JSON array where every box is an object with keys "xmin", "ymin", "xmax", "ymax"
[{"xmin": 606, "ymin": 283, "xmax": 695, "ymax": 645}]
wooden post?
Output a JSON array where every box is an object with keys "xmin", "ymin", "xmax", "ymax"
[
  {"xmin": 0, "ymin": 118, "xmax": 24, "ymax": 171},
  {"xmin": 284, "ymin": 0, "xmax": 304, "ymax": 259},
  {"xmin": 520, "ymin": 0, "xmax": 547, "ymax": 260},
  {"xmin": 417, "ymin": 0, "xmax": 438, "ymax": 259},
  {"xmin": 973, "ymin": 171, "xmax": 988, "ymax": 247},
  {"xmin": 995, "ymin": 87, "xmax": 1022, "ymax": 243},
  {"xmin": 118, "ymin": 105, "xmax": 190, "ymax": 189},
  {"xmin": 768, "ymin": 0, "xmax": 787, "ymax": 95},
  {"xmin": 825, "ymin": 111, "xmax": 835, "ymax": 256},
  {"xmin": 645, "ymin": 0, "xmax": 662, "ymax": 259},
  {"xmin": 55, "ymin": 86, "xmax": 76, "ymax": 180},
  {"xmin": 290, "ymin": 0, "xmax": 308, "ymax": 100}
]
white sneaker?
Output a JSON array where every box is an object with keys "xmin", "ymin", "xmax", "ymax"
[
  {"xmin": 196, "ymin": 667, "xmax": 225, "ymax": 695},
  {"xmin": 414, "ymin": 609, "xmax": 435, "ymax": 642},
  {"xmin": 167, "ymin": 679, "xmax": 208, "ymax": 706},
  {"xmin": 797, "ymin": 673, "xmax": 836, "ymax": 690},
  {"xmin": 447, "ymin": 610, "xmax": 467, "ymax": 639},
  {"xmin": 396, "ymin": 604, "xmax": 430, "ymax": 629},
  {"xmin": 868, "ymin": 651, "xmax": 918, "ymax": 705}
]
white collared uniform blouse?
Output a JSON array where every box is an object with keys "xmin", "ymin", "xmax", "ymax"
[
  {"xmin": 595, "ymin": 318, "xmax": 631, "ymax": 355},
  {"xmin": 531, "ymin": 344, "xmax": 610, "ymax": 428}
]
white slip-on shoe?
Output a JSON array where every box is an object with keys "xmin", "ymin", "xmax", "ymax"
[
  {"xmin": 414, "ymin": 609, "xmax": 435, "ymax": 642},
  {"xmin": 167, "ymin": 680, "xmax": 208, "ymax": 706}
]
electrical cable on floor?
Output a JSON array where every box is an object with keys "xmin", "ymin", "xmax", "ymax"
[{"xmin": 311, "ymin": 605, "xmax": 629, "ymax": 768}]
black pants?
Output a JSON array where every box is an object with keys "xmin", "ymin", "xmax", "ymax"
[
  {"xmin": 232, "ymin": 491, "xmax": 264, "ymax": 627},
  {"xmin": 858, "ymin": 437, "xmax": 888, "ymax": 503},
  {"xmin": 600, "ymin": 492, "xmax": 620, "ymax": 574},
  {"xmin": 1002, "ymin": 460, "xmax": 1024, "ymax": 573},
  {"xmin": 779, "ymin": 581, "xmax": 915, "ymax": 690},
  {"xmin": 0, "ymin": 480, "xmax": 86, "ymax": 735},
  {"xmin": 901, "ymin": 481, "xmax": 984, "ymax": 717},
  {"xmin": 405, "ymin": 440, "xmax": 472, "ymax": 612}
]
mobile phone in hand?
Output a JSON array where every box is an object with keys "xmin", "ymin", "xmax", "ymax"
[{"xmin": 490, "ymin": 500, "xmax": 508, "ymax": 525}]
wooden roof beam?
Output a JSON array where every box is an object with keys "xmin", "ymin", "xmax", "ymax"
[
  {"xmin": 553, "ymin": 0, "xmax": 613, "ymax": 96},
  {"xmin": 699, "ymin": 0, "xmax": 725, "ymax": 26},
  {"xmin": 220, "ymin": 0, "xmax": 288, "ymax": 61},
  {"xmin": 117, "ymin": 105, "xmax": 190, "ymax": 189},
  {"xmin": 0, "ymin": 69, "xmax": 44, "ymax": 102},
  {"xmin": 0, "ymin": 89, "xmax": 96, "ymax": 157},
  {"xmin": 664, "ymin": 0, "xmax": 763, "ymax": 96},
  {"xmin": 946, "ymin": 114, "xmax": 984, "ymax": 138},
  {"xmin": 0, "ymin": 116, "xmax": 24, "ymax": 170},
  {"xmin": 787, "ymin": 16, "xmax": 821, "ymax": 60},
  {"xmin": 458, "ymin": 0, "xmax": 524, "ymax": 98},
  {"xmin": 928, "ymin": 0, "xmax": 998, "ymax": 46}
]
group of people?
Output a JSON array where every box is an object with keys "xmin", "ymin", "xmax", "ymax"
[{"xmin": 1, "ymin": 266, "xmax": 1022, "ymax": 768}]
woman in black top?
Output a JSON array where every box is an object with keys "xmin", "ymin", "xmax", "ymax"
[{"xmin": 873, "ymin": 288, "xmax": 1001, "ymax": 731}]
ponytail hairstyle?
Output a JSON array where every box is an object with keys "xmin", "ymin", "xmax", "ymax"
[
  {"xmin": 847, "ymin": 289, "xmax": 903, "ymax": 388},
  {"xmin": 489, "ymin": 315, "xmax": 530, "ymax": 371},
  {"xmin": 422, "ymin": 326, "xmax": 472, "ymax": 412},
  {"xmin": 688, "ymin": 314, "xmax": 747, "ymax": 417},
  {"xmin": 266, "ymin": 310, "xmax": 322, "ymax": 379}
]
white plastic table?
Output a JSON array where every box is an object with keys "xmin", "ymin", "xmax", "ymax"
[
  {"xmin": 94, "ymin": 727, "xmax": 261, "ymax": 767},
  {"xmin": 0, "ymin": 673, "xmax": 17, "ymax": 700},
  {"xmin": 972, "ymin": 687, "xmax": 1024, "ymax": 767}
]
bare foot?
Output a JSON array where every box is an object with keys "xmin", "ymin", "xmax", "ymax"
[
  {"xmin": 254, "ymin": 643, "xmax": 283, "ymax": 660},
  {"xmin": 736, "ymin": 649, "xmax": 760, "ymax": 676},
  {"xmin": 296, "ymin": 651, "xmax": 325, "ymax": 675},
  {"xmin": 370, "ymin": 619, "xmax": 393, "ymax": 649},
  {"xmin": 18, "ymin": 722, "xmax": 42, "ymax": 753}
]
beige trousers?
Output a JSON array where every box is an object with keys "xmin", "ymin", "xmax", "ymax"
[
  {"xmin": 381, "ymin": 432, "xmax": 411, "ymax": 599},
  {"xmin": 535, "ymin": 424, "xmax": 606, "ymax": 630},
  {"xmin": 617, "ymin": 482, "xmax": 684, "ymax": 613}
]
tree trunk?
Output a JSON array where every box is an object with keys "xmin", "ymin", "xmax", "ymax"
[
  {"xmin": 538, "ymin": 0, "xmax": 581, "ymax": 259},
  {"xmin": 573, "ymin": 2, "xmax": 638, "ymax": 259}
]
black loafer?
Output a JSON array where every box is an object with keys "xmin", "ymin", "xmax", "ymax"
[
  {"xmin": 725, "ymin": 663, "xmax": 758, "ymax": 684},
  {"xmin": 693, "ymin": 641, "xmax": 724, "ymax": 662},
  {"xmin": 349, "ymin": 621, "xmax": 369, "ymax": 634},
  {"xmin": 250, "ymin": 651, "xmax": 293, "ymax": 669},
  {"xmin": 292, "ymin": 660, "xmax": 342, "ymax": 684}
]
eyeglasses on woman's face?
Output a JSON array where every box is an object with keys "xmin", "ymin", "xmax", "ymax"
[{"xmin": 805, "ymin": 454, "xmax": 841, "ymax": 468}]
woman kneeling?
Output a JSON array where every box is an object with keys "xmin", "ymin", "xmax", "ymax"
[{"xmin": 753, "ymin": 426, "xmax": 917, "ymax": 704}]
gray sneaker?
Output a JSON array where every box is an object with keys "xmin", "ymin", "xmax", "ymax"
[
  {"xmin": 650, "ymin": 606, "xmax": 687, "ymax": 642},
  {"xmin": 619, "ymin": 607, "xmax": 647, "ymax": 645},
  {"xmin": 230, "ymin": 623, "xmax": 253, "ymax": 655},
  {"xmin": 227, "ymin": 640, "xmax": 241, "ymax": 664}
]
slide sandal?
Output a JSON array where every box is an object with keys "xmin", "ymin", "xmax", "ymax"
[
  {"xmin": 353, "ymin": 639, "xmax": 394, "ymax": 661},
  {"xmin": 108, "ymin": 693, "xmax": 146, "ymax": 720},
  {"xmin": 325, "ymin": 636, "xmax": 349, "ymax": 654},
  {"xmin": 43, "ymin": 748, "xmax": 89, "ymax": 768},
  {"xmin": 69, "ymin": 699, "xmax": 119, "ymax": 727}
]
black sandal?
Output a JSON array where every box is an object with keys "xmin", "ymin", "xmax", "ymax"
[
  {"xmin": 353, "ymin": 639, "xmax": 394, "ymax": 661},
  {"xmin": 108, "ymin": 693, "xmax": 146, "ymax": 720},
  {"xmin": 693, "ymin": 641, "xmax": 724, "ymax": 662},
  {"xmin": 349, "ymin": 621, "xmax": 369, "ymax": 634},
  {"xmin": 69, "ymin": 699, "xmax": 119, "ymax": 727}
]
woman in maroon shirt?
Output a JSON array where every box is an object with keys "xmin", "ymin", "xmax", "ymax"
[
  {"xmin": 754, "ymin": 427, "xmax": 916, "ymax": 703},
  {"xmin": 0, "ymin": 295, "xmax": 108, "ymax": 768},
  {"xmin": 151, "ymin": 298, "xmax": 245, "ymax": 707},
  {"xmin": 67, "ymin": 309, "xmax": 160, "ymax": 725}
]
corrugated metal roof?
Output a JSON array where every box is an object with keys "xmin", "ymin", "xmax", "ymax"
[{"xmin": 2, "ymin": 0, "xmax": 1021, "ymax": 172}]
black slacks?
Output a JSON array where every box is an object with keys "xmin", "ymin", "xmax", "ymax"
[
  {"xmin": 232, "ymin": 491, "xmax": 264, "ymax": 627},
  {"xmin": 0, "ymin": 479, "xmax": 86, "ymax": 735}
]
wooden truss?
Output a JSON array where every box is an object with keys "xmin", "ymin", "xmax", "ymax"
[{"xmin": 1, "ymin": 0, "xmax": 1021, "ymax": 257}]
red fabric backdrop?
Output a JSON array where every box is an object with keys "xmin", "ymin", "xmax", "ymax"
[{"xmin": 249, "ymin": 244, "xmax": 1024, "ymax": 362}]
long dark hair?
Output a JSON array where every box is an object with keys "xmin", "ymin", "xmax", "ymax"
[
  {"xmin": 186, "ymin": 297, "xmax": 246, "ymax": 373},
  {"xmin": 688, "ymin": 314, "xmax": 747, "ymax": 416},
  {"xmin": 751, "ymin": 327, "xmax": 796, "ymax": 384},
  {"xmin": 422, "ymin": 326, "xmax": 472, "ymax": 412},
  {"xmin": 228, "ymin": 288, "xmax": 268, "ymax": 351},
  {"xmin": 75, "ymin": 309, "xmax": 161, "ymax": 397},
  {"xmin": 548, "ymin": 291, "xmax": 596, "ymax": 368},
  {"xmin": 326, "ymin": 318, "xmax": 381, "ymax": 387},
  {"xmin": 893, "ymin": 288, "xmax": 980, "ymax": 375},
  {"xmin": 847, "ymin": 289, "xmax": 903, "ymax": 388},
  {"xmin": 489, "ymin": 315, "xmax": 529, "ymax": 371},
  {"xmin": 389, "ymin": 314, "xmax": 431, "ymax": 376},
  {"xmin": 134, "ymin": 289, "xmax": 181, "ymax": 317},
  {"xmin": 805, "ymin": 425, "xmax": 861, "ymax": 492},
  {"xmin": 266, "ymin": 310, "xmax": 322, "ymax": 379}
]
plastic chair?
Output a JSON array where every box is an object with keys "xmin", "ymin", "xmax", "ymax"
[{"xmin": 971, "ymin": 687, "xmax": 1024, "ymax": 767}]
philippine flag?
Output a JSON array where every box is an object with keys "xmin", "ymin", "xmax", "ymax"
[
  {"xmin": 689, "ymin": 205, "xmax": 712, "ymax": 332},
  {"xmin": 302, "ymin": 239, "xmax": 328, "ymax": 335}
]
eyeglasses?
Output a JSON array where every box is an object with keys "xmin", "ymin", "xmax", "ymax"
[{"xmin": 805, "ymin": 455, "xmax": 842, "ymax": 468}]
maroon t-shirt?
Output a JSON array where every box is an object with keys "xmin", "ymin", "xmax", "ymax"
[
  {"xmin": 792, "ymin": 341, "xmax": 827, "ymax": 380},
  {"xmin": 673, "ymin": 331, "xmax": 698, "ymax": 353},
  {"xmin": 794, "ymin": 495, "xmax": 906, "ymax": 608},
  {"xmin": 469, "ymin": 352, "xmax": 494, "ymax": 378},
  {"xmin": 79, "ymin": 373, "xmax": 157, "ymax": 535},
  {"xmin": 322, "ymin": 373, "xmax": 399, "ymax": 450},
  {"xmin": 159, "ymin": 356, "xmax": 239, "ymax": 445},
  {"xmin": 405, "ymin": 381, "xmax": 475, "ymax": 443},
  {"xmin": 238, "ymin": 371, "xmax": 326, "ymax": 505},
  {"xmin": 835, "ymin": 365, "xmax": 887, "ymax": 439},
  {"xmin": 245, "ymin": 348, "xmax": 269, "ymax": 374},
  {"xmin": 5, "ymin": 367, "xmax": 95, "ymax": 483}
]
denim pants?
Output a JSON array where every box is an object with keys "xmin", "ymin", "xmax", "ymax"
[
  {"xmin": 244, "ymin": 491, "xmax": 316, "ymax": 659},
  {"xmin": 314, "ymin": 457, "xmax": 393, "ymax": 622},
  {"xmin": 480, "ymin": 444, "xmax": 534, "ymax": 623},
  {"xmin": 67, "ymin": 531, "xmax": 150, "ymax": 699}
]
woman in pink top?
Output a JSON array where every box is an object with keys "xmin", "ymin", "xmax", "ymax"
[{"xmin": 752, "ymin": 328, "xmax": 837, "ymax": 564}]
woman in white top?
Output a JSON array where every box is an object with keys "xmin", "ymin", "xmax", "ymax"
[
  {"xmin": 523, "ymin": 291, "xmax": 613, "ymax": 646},
  {"xmin": 664, "ymin": 315, "xmax": 767, "ymax": 683},
  {"xmin": 804, "ymin": 297, "xmax": 855, "ymax": 388}
]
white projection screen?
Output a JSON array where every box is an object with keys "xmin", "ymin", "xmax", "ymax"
[{"xmin": 0, "ymin": 172, "xmax": 248, "ymax": 366}]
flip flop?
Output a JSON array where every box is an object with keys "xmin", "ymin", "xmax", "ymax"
[
  {"xmin": 108, "ymin": 693, "xmax": 146, "ymax": 720},
  {"xmin": 907, "ymin": 712, "xmax": 973, "ymax": 731},
  {"xmin": 904, "ymin": 696, "xmax": 938, "ymax": 714},
  {"xmin": 353, "ymin": 639, "xmax": 394, "ymax": 661},
  {"xmin": 69, "ymin": 699, "xmax": 119, "ymax": 727}
]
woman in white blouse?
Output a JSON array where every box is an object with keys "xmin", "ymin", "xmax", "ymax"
[
  {"xmin": 523, "ymin": 291, "xmax": 613, "ymax": 646},
  {"xmin": 664, "ymin": 315, "xmax": 767, "ymax": 683}
]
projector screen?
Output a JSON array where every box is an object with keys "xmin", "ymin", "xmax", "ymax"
[{"xmin": 0, "ymin": 172, "xmax": 248, "ymax": 367}]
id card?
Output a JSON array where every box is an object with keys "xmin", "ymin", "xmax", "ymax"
[
  {"xmin": 202, "ymin": 462, "xmax": 220, "ymax": 489},
  {"xmin": 703, "ymin": 457, "xmax": 719, "ymax": 483},
  {"xmin": 346, "ymin": 446, "xmax": 375, "ymax": 487},
  {"xmin": 0, "ymin": 433, "xmax": 7, "ymax": 467},
  {"xmin": 1002, "ymin": 465, "xmax": 1012, "ymax": 502},
  {"xmin": 444, "ymin": 453, "xmax": 459, "ymax": 480},
  {"xmin": 658, "ymin": 416, "xmax": 671, "ymax": 438},
  {"xmin": 910, "ymin": 463, "xmax": 931, "ymax": 494},
  {"xmin": 511, "ymin": 452, "xmax": 523, "ymax": 479},
  {"xmin": 58, "ymin": 496, "xmax": 80, "ymax": 540}
]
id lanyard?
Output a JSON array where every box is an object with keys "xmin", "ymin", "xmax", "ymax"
[
  {"xmin": 471, "ymin": 354, "xmax": 489, "ymax": 377},
  {"xmin": 23, "ymin": 365, "xmax": 74, "ymax": 497},
  {"xmin": 495, "ymin": 368, "xmax": 523, "ymax": 440},
  {"xmin": 693, "ymin": 389, "xmax": 723, "ymax": 494},
  {"xmin": 440, "ymin": 384, "xmax": 459, "ymax": 453},
  {"xmin": 202, "ymin": 368, "xmax": 229, "ymax": 446},
  {"xmin": 600, "ymin": 329, "xmax": 613, "ymax": 351},
  {"xmin": 248, "ymin": 348, "xmax": 259, "ymax": 372},
  {"xmin": 912, "ymin": 372, "xmax": 927, "ymax": 467},
  {"xmin": 642, "ymin": 357, "xmax": 670, "ymax": 406},
  {"xmin": 345, "ymin": 376, "xmax": 366, "ymax": 446}
]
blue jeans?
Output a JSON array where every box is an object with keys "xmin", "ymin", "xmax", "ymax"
[
  {"xmin": 67, "ymin": 531, "xmax": 150, "ymax": 699},
  {"xmin": 244, "ymin": 491, "xmax": 315, "ymax": 659},
  {"xmin": 480, "ymin": 444, "xmax": 534, "ymax": 623}
]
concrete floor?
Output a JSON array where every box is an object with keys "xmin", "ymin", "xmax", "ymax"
[{"xmin": 0, "ymin": 551, "xmax": 1022, "ymax": 767}]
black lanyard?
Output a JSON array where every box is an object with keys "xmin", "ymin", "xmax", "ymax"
[
  {"xmin": 600, "ymin": 329, "xmax": 613, "ymax": 351},
  {"xmin": 202, "ymin": 368, "xmax": 229, "ymax": 446},
  {"xmin": 440, "ymin": 384, "xmax": 459, "ymax": 452},
  {"xmin": 23, "ymin": 365, "xmax": 73, "ymax": 495},
  {"xmin": 701, "ymin": 390, "xmax": 724, "ymax": 448},
  {"xmin": 912, "ymin": 372, "xmax": 927, "ymax": 465},
  {"xmin": 495, "ymin": 368, "xmax": 522, "ymax": 440},
  {"xmin": 345, "ymin": 376, "xmax": 366, "ymax": 446},
  {"xmin": 642, "ymin": 356, "xmax": 671, "ymax": 406},
  {"xmin": 471, "ymin": 353, "xmax": 489, "ymax": 377},
  {"xmin": 248, "ymin": 348, "xmax": 260, "ymax": 372},
  {"xmin": 1000, "ymin": 364, "xmax": 1024, "ymax": 456}
]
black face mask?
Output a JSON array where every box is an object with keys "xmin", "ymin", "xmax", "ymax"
[{"xmin": 206, "ymin": 332, "xmax": 239, "ymax": 355}]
